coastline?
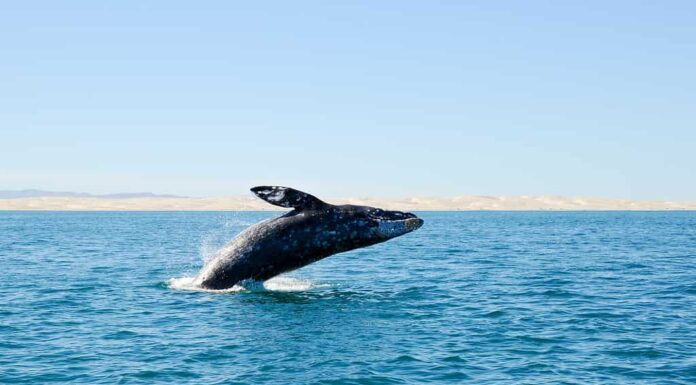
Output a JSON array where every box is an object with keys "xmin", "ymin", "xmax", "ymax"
[{"xmin": 0, "ymin": 196, "xmax": 694, "ymax": 211}]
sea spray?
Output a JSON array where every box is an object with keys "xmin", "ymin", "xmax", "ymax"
[
  {"xmin": 168, "ymin": 275, "xmax": 326, "ymax": 293},
  {"xmin": 198, "ymin": 213, "xmax": 256, "ymax": 262}
]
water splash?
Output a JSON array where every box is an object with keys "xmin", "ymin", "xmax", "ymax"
[
  {"xmin": 167, "ymin": 275, "xmax": 327, "ymax": 293},
  {"xmin": 175, "ymin": 213, "xmax": 328, "ymax": 293},
  {"xmin": 256, "ymin": 276, "xmax": 327, "ymax": 292},
  {"xmin": 198, "ymin": 215, "xmax": 256, "ymax": 262},
  {"xmin": 167, "ymin": 276, "xmax": 242, "ymax": 293}
]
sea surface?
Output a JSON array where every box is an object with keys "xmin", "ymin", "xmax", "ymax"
[{"xmin": 1, "ymin": 211, "xmax": 695, "ymax": 384}]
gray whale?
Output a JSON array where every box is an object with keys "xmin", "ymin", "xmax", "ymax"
[{"xmin": 193, "ymin": 186, "xmax": 424, "ymax": 290}]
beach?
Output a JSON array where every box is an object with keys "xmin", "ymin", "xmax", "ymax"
[{"xmin": 0, "ymin": 195, "xmax": 694, "ymax": 211}]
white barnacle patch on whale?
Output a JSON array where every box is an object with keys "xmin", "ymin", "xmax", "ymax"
[{"xmin": 266, "ymin": 188, "xmax": 286, "ymax": 202}]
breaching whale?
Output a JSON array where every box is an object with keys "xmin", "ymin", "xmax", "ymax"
[{"xmin": 193, "ymin": 186, "xmax": 424, "ymax": 290}]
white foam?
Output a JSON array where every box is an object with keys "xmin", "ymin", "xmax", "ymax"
[
  {"xmin": 167, "ymin": 276, "xmax": 239, "ymax": 293},
  {"xmin": 259, "ymin": 276, "xmax": 324, "ymax": 292},
  {"xmin": 167, "ymin": 275, "xmax": 327, "ymax": 293}
]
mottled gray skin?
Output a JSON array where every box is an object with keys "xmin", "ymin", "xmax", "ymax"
[{"xmin": 193, "ymin": 186, "xmax": 424, "ymax": 290}]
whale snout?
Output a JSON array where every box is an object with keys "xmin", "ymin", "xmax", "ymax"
[
  {"xmin": 375, "ymin": 214, "xmax": 424, "ymax": 239},
  {"xmin": 405, "ymin": 217, "xmax": 424, "ymax": 231}
]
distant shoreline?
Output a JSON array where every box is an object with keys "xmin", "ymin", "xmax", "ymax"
[{"xmin": 1, "ymin": 196, "xmax": 694, "ymax": 211}]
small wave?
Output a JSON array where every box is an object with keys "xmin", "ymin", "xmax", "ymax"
[{"xmin": 167, "ymin": 275, "xmax": 326, "ymax": 293}]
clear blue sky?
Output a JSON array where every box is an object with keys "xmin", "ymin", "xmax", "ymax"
[{"xmin": 1, "ymin": 1, "xmax": 694, "ymax": 199}]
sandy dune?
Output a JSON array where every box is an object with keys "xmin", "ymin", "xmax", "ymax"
[{"xmin": 0, "ymin": 195, "xmax": 694, "ymax": 211}]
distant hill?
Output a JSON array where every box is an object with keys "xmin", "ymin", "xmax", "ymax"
[
  {"xmin": 0, "ymin": 193, "xmax": 695, "ymax": 211},
  {"xmin": 0, "ymin": 189, "xmax": 184, "ymax": 199}
]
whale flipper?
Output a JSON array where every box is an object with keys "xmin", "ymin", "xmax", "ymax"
[{"xmin": 251, "ymin": 186, "xmax": 326, "ymax": 210}]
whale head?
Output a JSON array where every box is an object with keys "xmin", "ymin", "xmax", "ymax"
[
  {"xmin": 338, "ymin": 205, "xmax": 424, "ymax": 241},
  {"xmin": 283, "ymin": 203, "xmax": 424, "ymax": 255},
  {"xmin": 251, "ymin": 186, "xmax": 424, "ymax": 249}
]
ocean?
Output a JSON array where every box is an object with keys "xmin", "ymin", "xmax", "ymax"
[{"xmin": 1, "ymin": 211, "xmax": 694, "ymax": 384}]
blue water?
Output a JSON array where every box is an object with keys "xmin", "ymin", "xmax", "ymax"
[{"xmin": 1, "ymin": 211, "xmax": 695, "ymax": 384}]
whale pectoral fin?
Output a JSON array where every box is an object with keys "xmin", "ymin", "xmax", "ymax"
[{"xmin": 251, "ymin": 186, "xmax": 326, "ymax": 210}]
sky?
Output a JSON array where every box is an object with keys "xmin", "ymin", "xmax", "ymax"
[{"xmin": 1, "ymin": 1, "xmax": 694, "ymax": 199}]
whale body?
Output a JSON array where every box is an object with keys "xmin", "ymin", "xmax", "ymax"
[{"xmin": 193, "ymin": 186, "xmax": 424, "ymax": 290}]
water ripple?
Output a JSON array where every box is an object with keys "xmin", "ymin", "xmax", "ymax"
[{"xmin": 1, "ymin": 211, "xmax": 695, "ymax": 384}]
